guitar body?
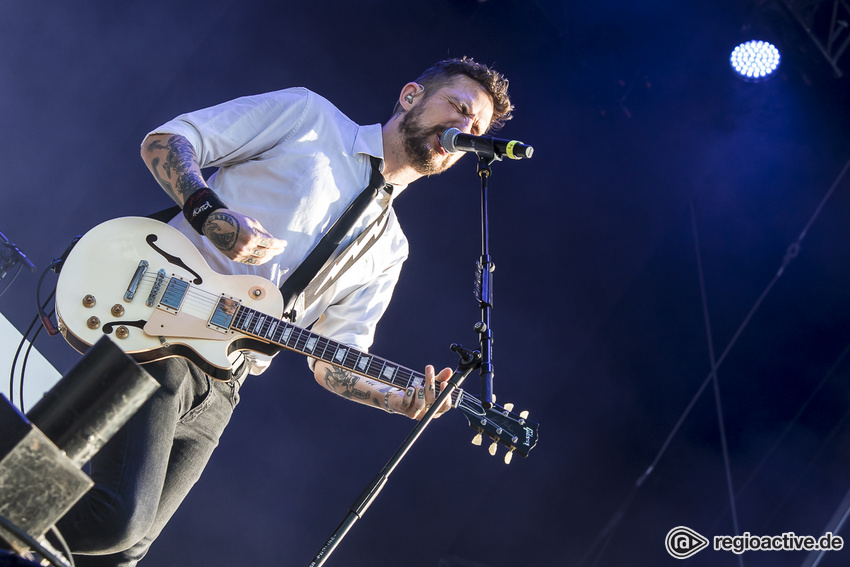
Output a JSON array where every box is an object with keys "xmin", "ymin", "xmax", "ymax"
[
  {"xmin": 56, "ymin": 216, "xmax": 283, "ymax": 379},
  {"xmin": 56, "ymin": 217, "xmax": 540, "ymax": 458}
]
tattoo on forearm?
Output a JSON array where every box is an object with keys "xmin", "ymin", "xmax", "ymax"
[
  {"xmin": 146, "ymin": 136, "xmax": 206, "ymax": 203},
  {"xmin": 204, "ymin": 212, "xmax": 240, "ymax": 251},
  {"xmin": 323, "ymin": 366, "xmax": 371, "ymax": 401},
  {"xmin": 149, "ymin": 156, "xmax": 173, "ymax": 197}
]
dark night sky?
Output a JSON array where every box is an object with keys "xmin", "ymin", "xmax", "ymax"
[{"xmin": 2, "ymin": 1, "xmax": 850, "ymax": 566}]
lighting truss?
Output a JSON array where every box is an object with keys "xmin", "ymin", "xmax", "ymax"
[{"xmin": 782, "ymin": 0, "xmax": 850, "ymax": 76}]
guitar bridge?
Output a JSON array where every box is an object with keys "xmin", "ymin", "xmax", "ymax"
[
  {"xmin": 146, "ymin": 269, "xmax": 167, "ymax": 307},
  {"xmin": 123, "ymin": 260, "xmax": 149, "ymax": 302}
]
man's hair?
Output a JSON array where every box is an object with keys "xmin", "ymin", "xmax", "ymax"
[{"xmin": 394, "ymin": 56, "xmax": 514, "ymax": 131}]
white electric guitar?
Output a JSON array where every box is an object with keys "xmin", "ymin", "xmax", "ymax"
[{"xmin": 55, "ymin": 217, "xmax": 539, "ymax": 461}]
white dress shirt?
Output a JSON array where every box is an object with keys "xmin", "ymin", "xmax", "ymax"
[{"xmin": 147, "ymin": 87, "xmax": 409, "ymax": 372}]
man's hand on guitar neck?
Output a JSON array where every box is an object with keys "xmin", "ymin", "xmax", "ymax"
[
  {"xmin": 314, "ymin": 361, "xmax": 453, "ymax": 420},
  {"xmin": 391, "ymin": 364, "xmax": 454, "ymax": 420},
  {"xmin": 200, "ymin": 208, "xmax": 287, "ymax": 266}
]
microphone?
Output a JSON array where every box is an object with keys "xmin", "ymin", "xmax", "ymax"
[
  {"xmin": 0, "ymin": 232, "xmax": 36, "ymax": 271},
  {"xmin": 10, "ymin": 243, "xmax": 36, "ymax": 271},
  {"xmin": 441, "ymin": 128, "xmax": 534, "ymax": 160}
]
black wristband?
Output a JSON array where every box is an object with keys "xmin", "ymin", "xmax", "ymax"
[{"xmin": 182, "ymin": 188, "xmax": 227, "ymax": 234}]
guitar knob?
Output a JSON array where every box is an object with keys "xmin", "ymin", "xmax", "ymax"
[
  {"xmin": 504, "ymin": 449, "xmax": 515, "ymax": 465},
  {"xmin": 471, "ymin": 433, "xmax": 482, "ymax": 446},
  {"xmin": 488, "ymin": 441, "xmax": 498, "ymax": 456},
  {"xmin": 503, "ymin": 402, "xmax": 514, "ymax": 412},
  {"xmin": 519, "ymin": 410, "xmax": 529, "ymax": 419}
]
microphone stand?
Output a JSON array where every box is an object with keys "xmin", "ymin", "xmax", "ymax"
[
  {"xmin": 308, "ymin": 345, "xmax": 481, "ymax": 567},
  {"xmin": 475, "ymin": 153, "xmax": 497, "ymax": 409},
  {"xmin": 440, "ymin": 126, "xmax": 532, "ymax": 408},
  {"xmin": 308, "ymin": 140, "xmax": 517, "ymax": 564}
]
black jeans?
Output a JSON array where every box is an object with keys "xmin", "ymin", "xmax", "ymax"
[{"xmin": 56, "ymin": 357, "xmax": 240, "ymax": 566}]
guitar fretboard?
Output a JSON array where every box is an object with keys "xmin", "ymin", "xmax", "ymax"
[{"xmin": 231, "ymin": 304, "xmax": 461, "ymax": 404}]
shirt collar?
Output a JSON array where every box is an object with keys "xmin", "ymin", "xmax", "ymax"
[
  {"xmin": 354, "ymin": 123, "xmax": 407, "ymax": 199},
  {"xmin": 353, "ymin": 122, "xmax": 384, "ymax": 161}
]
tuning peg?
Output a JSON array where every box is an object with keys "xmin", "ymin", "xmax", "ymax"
[
  {"xmin": 503, "ymin": 402, "xmax": 514, "ymax": 412},
  {"xmin": 519, "ymin": 410, "xmax": 529, "ymax": 420},
  {"xmin": 488, "ymin": 441, "xmax": 498, "ymax": 456},
  {"xmin": 471, "ymin": 433, "xmax": 482, "ymax": 446},
  {"xmin": 504, "ymin": 449, "xmax": 515, "ymax": 465}
]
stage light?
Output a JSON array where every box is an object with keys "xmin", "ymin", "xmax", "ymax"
[{"xmin": 730, "ymin": 40, "xmax": 781, "ymax": 81}]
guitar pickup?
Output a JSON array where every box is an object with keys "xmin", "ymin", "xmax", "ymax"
[
  {"xmin": 208, "ymin": 296, "xmax": 240, "ymax": 333},
  {"xmin": 157, "ymin": 277, "xmax": 189, "ymax": 314}
]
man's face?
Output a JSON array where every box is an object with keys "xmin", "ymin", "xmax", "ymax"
[{"xmin": 398, "ymin": 75, "xmax": 495, "ymax": 176}]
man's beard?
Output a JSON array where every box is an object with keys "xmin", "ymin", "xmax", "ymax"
[{"xmin": 398, "ymin": 103, "xmax": 453, "ymax": 176}]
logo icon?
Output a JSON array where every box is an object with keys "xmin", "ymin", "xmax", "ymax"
[{"xmin": 665, "ymin": 526, "xmax": 709, "ymax": 559}]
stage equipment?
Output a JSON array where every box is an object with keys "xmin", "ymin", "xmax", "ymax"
[
  {"xmin": 464, "ymin": 130, "xmax": 532, "ymax": 408},
  {"xmin": 441, "ymin": 128, "xmax": 534, "ymax": 160},
  {"xmin": 782, "ymin": 0, "xmax": 850, "ymax": 77},
  {"xmin": 309, "ymin": 133, "xmax": 537, "ymax": 567},
  {"xmin": 0, "ymin": 232, "xmax": 35, "ymax": 276},
  {"xmin": 309, "ymin": 344, "xmax": 482, "ymax": 567},
  {"xmin": 0, "ymin": 232, "xmax": 36, "ymax": 300},
  {"xmin": 0, "ymin": 336, "xmax": 159, "ymax": 566},
  {"xmin": 439, "ymin": 126, "xmax": 535, "ymax": 408},
  {"xmin": 730, "ymin": 39, "xmax": 782, "ymax": 81}
]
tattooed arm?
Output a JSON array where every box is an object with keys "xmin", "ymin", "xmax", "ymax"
[
  {"xmin": 140, "ymin": 133, "xmax": 286, "ymax": 265},
  {"xmin": 140, "ymin": 133, "xmax": 207, "ymax": 205},
  {"xmin": 312, "ymin": 360, "xmax": 452, "ymax": 420}
]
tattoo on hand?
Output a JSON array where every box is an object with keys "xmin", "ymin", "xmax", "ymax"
[
  {"xmin": 373, "ymin": 384, "xmax": 393, "ymax": 409},
  {"xmin": 204, "ymin": 212, "xmax": 240, "ymax": 251},
  {"xmin": 323, "ymin": 366, "xmax": 371, "ymax": 401}
]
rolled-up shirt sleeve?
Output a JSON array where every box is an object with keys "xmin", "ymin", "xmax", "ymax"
[
  {"xmin": 145, "ymin": 88, "xmax": 313, "ymax": 168},
  {"xmin": 143, "ymin": 87, "xmax": 407, "ymax": 374}
]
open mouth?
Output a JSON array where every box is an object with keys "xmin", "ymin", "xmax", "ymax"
[{"xmin": 435, "ymin": 132, "xmax": 449, "ymax": 155}]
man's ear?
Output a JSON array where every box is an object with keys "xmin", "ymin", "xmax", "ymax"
[{"xmin": 399, "ymin": 82, "xmax": 425, "ymax": 110}]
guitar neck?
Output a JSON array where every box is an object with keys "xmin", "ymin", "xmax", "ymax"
[{"xmin": 231, "ymin": 304, "xmax": 461, "ymax": 403}]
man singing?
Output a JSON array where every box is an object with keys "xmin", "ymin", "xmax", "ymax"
[{"xmin": 57, "ymin": 56, "xmax": 514, "ymax": 566}]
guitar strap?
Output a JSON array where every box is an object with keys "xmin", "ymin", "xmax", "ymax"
[
  {"xmin": 147, "ymin": 156, "xmax": 391, "ymax": 323},
  {"xmin": 297, "ymin": 198, "xmax": 391, "ymax": 313},
  {"xmin": 146, "ymin": 205, "xmax": 181, "ymax": 223},
  {"xmin": 279, "ymin": 155, "xmax": 391, "ymax": 321}
]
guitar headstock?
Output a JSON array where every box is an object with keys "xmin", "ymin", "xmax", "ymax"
[{"xmin": 456, "ymin": 396, "xmax": 540, "ymax": 463}]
